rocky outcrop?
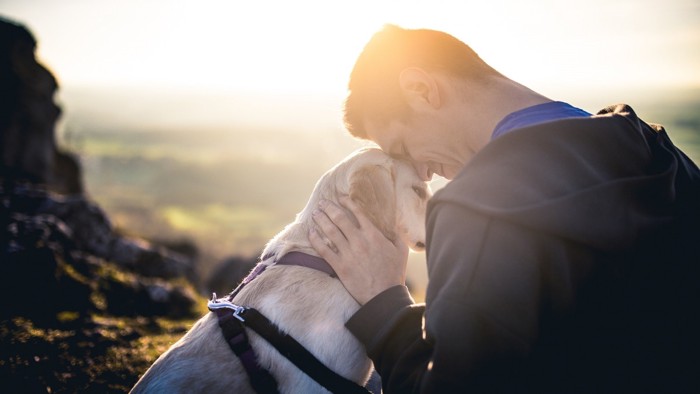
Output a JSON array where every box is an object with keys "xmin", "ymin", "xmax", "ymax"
[
  {"xmin": 0, "ymin": 15, "xmax": 197, "ymax": 308},
  {"xmin": 0, "ymin": 17, "xmax": 203, "ymax": 392},
  {"xmin": 1, "ymin": 16, "xmax": 69, "ymax": 191},
  {"xmin": 1, "ymin": 182, "xmax": 199, "ymax": 321},
  {"xmin": 3, "ymin": 183, "xmax": 196, "ymax": 280}
]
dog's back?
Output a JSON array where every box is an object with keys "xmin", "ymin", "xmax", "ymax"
[{"xmin": 132, "ymin": 264, "xmax": 371, "ymax": 393}]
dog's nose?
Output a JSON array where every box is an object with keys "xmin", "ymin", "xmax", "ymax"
[{"xmin": 415, "ymin": 241, "xmax": 425, "ymax": 250}]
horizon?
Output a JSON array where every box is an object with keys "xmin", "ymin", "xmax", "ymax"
[{"xmin": 3, "ymin": 0, "xmax": 699, "ymax": 141}]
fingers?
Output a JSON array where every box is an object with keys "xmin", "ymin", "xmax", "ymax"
[
  {"xmin": 338, "ymin": 195, "xmax": 403, "ymax": 247},
  {"xmin": 313, "ymin": 199, "xmax": 356, "ymax": 239},
  {"xmin": 308, "ymin": 197, "xmax": 410, "ymax": 305},
  {"xmin": 311, "ymin": 201, "xmax": 349, "ymax": 250},
  {"xmin": 337, "ymin": 195, "xmax": 372, "ymax": 231},
  {"xmin": 309, "ymin": 227, "xmax": 339, "ymax": 262}
]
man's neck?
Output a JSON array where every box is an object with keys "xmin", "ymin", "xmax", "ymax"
[{"xmin": 464, "ymin": 77, "xmax": 551, "ymax": 153}]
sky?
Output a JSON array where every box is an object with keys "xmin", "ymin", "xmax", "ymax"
[{"xmin": 3, "ymin": 0, "xmax": 699, "ymax": 103}]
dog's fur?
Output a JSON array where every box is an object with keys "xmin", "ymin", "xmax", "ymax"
[{"xmin": 130, "ymin": 147, "xmax": 431, "ymax": 393}]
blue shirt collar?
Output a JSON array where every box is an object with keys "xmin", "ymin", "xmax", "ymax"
[{"xmin": 492, "ymin": 101, "xmax": 591, "ymax": 140}]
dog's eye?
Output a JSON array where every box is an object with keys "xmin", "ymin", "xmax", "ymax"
[{"xmin": 412, "ymin": 185, "xmax": 426, "ymax": 199}]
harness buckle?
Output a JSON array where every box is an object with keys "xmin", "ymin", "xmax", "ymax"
[{"xmin": 208, "ymin": 293, "xmax": 247, "ymax": 322}]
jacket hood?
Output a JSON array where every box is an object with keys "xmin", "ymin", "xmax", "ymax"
[{"xmin": 431, "ymin": 104, "xmax": 700, "ymax": 251}]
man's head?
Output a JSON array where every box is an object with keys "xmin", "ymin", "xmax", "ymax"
[
  {"xmin": 343, "ymin": 25, "xmax": 503, "ymax": 180},
  {"xmin": 344, "ymin": 24, "xmax": 499, "ymax": 138}
]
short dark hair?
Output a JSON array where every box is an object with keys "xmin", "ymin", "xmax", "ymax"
[{"xmin": 343, "ymin": 24, "xmax": 501, "ymax": 139}]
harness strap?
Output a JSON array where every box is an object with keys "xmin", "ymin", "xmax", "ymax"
[
  {"xmin": 209, "ymin": 296, "xmax": 371, "ymax": 394},
  {"xmin": 275, "ymin": 251, "xmax": 337, "ymax": 277},
  {"xmin": 240, "ymin": 307, "xmax": 372, "ymax": 394},
  {"xmin": 213, "ymin": 251, "xmax": 371, "ymax": 393},
  {"xmin": 211, "ymin": 304, "xmax": 280, "ymax": 394}
]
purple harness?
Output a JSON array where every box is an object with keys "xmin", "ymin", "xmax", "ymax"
[
  {"xmin": 230, "ymin": 251, "xmax": 336, "ymax": 300},
  {"xmin": 208, "ymin": 252, "xmax": 370, "ymax": 394}
]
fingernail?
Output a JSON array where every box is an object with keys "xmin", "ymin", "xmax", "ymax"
[{"xmin": 312, "ymin": 208, "xmax": 320, "ymax": 216}]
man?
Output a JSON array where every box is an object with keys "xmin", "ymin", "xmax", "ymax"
[{"xmin": 309, "ymin": 24, "xmax": 700, "ymax": 393}]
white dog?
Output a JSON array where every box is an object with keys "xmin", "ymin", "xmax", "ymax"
[{"xmin": 131, "ymin": 147, "xmax": 431, "ymax": 393}]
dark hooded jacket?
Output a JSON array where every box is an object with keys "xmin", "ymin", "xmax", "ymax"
[{"xmin": 347, "ymin": 104, "xmax": 700, "ymax": 393}]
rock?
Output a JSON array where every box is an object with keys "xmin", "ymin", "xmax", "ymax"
[
  {"xmin": 0, "ymin": 16, "xmax": 62, "ymax": 187},
  {"xmin": 0, "ymin": 17, "xmax": 207, "ymax": 392},
  {"xmin": 51, "ymin": 150, "xmax": 84, "ymax": 195},
  {"xmin": 2, "ymin": 182, "xmax": 197, "ymax": 281},
  {"xmin": 0, "ymin": 14, "xmax": 197, "ymax": 283},
  {"xmin": 1, "ymin": 182, "xmax": 200, "ymax": 321},
  {"xmin": 204, "ymin": 253, "xmax": 259, "ymax": 296}
]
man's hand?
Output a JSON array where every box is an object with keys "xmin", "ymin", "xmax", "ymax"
[{"xmin": 309, "ymin": 196, "xmax": 409, "ymax": 305}]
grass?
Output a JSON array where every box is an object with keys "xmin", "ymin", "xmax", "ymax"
[{"xmin": 0, "ymin": 310, "xmax": 207, "ymax": 393}]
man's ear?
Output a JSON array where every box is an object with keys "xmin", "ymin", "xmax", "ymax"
[
  {"xmin": 349, "ymin": 164, "xmax": 397, "ymax": 242},
  {"xmin": 398, "ymin": 67, "xmax": 441, "ymax": 110}
]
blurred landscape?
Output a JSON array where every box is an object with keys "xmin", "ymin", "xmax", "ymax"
[
  {"xmin": 56, "ymin": 85, "xmax": 700, "ymax": 298},
  {"xmin": 55, "ymin": 86, "xmax": 379, "ymax": 287}
]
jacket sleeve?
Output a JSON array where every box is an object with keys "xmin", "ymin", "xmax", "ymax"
[{"xmin": 347, "ymin": 199, "xmax": 589, "ymax": 393}]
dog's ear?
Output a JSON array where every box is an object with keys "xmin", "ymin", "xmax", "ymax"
[{"xmin": 349, "ymin": 164, "xmax": 397, "ymax": 242}]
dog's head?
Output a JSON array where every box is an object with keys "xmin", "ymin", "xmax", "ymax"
[{"xmin": 327, "ymin": 147, "xmax": 431, "ymax": 251}]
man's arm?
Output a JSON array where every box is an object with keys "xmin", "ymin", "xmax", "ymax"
[
  {"xmin": 346, "ymin": 285, "xmax": 432, "ymax": 393},
  {"xmin": 311, "ymin": 196, "xmax": 573, "ymax": 392}
]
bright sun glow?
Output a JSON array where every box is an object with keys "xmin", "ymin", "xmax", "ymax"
[{"xmin": 4, "ymin": 0, "xmax": 699, "ymax": 100}]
